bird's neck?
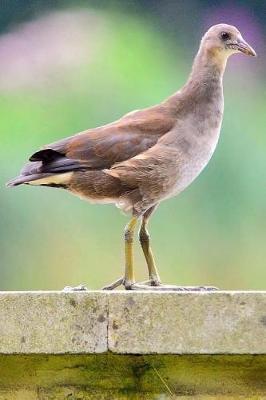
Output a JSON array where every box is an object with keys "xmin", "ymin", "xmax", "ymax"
[
  {"xmin": 166, "ymin": 46, "xmax": 227, "ymax": 110},
  {"xmin": 188, "ymin": 45, "xmax": 228, "ymax": 86}
]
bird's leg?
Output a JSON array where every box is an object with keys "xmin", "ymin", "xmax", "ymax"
[
  {"xmin": 102, "ymin": 212, "xmax": 218, "ymax": 291},
  {"xmin": 130, "ymin": 208, "xmax": 218, "ymax": 291},
  {"xmin": 123, "ymin": 216, "xmax": 138, "ymax": 289},
  {"xmin": 138, "ymin": 206, "xmax": 161, "ymax": 286},
  {"xmin": 102, "ymin": 216, "xmax": 138, "ymax": 290}
]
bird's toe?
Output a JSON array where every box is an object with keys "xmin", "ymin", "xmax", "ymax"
[{"xmin": 102, "ymin": 277, "xmax": 124, "ymax": 290}]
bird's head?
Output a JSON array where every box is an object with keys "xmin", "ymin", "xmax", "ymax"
[{"xmin": 201, "ymin": 24, "xmax": 256, "ymax": 60}]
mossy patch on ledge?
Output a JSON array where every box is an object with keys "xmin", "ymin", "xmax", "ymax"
[{"xmin": 0, "ymin": 354, "xmax": 265, "ymax": 399}]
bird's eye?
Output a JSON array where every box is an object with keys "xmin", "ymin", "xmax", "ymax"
[{"xmin": 220, "ymin": 32, "xmax": 231, "ymax": 41}]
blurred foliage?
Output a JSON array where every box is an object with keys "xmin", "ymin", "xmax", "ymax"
[{"xmin": 0, "ymin": 2, "xmax": 265, "ymax": 290}]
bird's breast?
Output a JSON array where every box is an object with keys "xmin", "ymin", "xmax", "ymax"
[{"xmin": 166, "ymin": 99, "xmax": 224, "ymax": 197}]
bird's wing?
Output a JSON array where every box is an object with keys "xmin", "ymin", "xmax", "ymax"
[{"xmin": 28, "ymin": 105, "xmax": 175, "ymax": 173}]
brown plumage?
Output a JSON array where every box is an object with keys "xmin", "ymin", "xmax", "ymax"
[{"xmin": 7, "ymin": 24, "xmax": 256, "ymax": 290}]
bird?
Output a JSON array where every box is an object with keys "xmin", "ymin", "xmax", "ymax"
[{"xmin": 7, "ymin": 24, "xmax": 256, "ymax": 291}]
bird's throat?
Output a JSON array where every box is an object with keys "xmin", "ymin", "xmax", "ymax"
[{"xmin": 189, "ymin": 46, "xmax": 228, "ymax": 85}]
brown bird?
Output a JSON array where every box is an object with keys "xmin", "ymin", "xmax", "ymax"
[{"xmin": 7, "ymin": 24, "xmax": 256, "ymax": 291}]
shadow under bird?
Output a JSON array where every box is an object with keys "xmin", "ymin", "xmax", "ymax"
[{"xmin": 7, "ymin": 24, "xmax": 256, "ymax": 291}]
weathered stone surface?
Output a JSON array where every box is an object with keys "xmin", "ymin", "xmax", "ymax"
[
  {"xmin": 0, "ymin": 291, "xmax": 108, "ymax": 353},
  {"xmin": 0, "ymin": 291, "xmax": 265, "ymax": 355},
  {"xmin": 108, "ymin": 291, "xmax": 266, "ymax": 354}
]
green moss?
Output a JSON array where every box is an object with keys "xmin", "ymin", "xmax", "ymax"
[{"xmin": 0, "ymin": 354, "xmax": 265, "ymax": 399}]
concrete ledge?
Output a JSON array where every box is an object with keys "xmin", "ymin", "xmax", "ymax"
[
  {"xmin": 0, "ymin": 291, "xmax": 265, "ymax": 354},
  {"xmin": 0, "ymin": 291, "xmax": 265, "ymax": 398}
]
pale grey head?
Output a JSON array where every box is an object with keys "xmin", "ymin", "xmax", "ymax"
[{"xmin": 200, "ymin": 23, "xmax": 256, "ymax": 60}]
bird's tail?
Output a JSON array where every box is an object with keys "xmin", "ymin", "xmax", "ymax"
[
  {"xmin": 6, "ymin": 172, "xmax": 54, "ymax": 187},
  {"xmin": 6, "ymin": 149, "xmax": 77, "ymax": 188}
]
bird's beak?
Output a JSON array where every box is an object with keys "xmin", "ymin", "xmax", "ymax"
[{"xmin": 236, "ymin": 38, "xmax": 257, "ymax": 57}]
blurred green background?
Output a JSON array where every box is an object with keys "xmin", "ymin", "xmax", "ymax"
[{"xmin": 1, "ymin": 1, "xmax": 265, "ymax": 290}]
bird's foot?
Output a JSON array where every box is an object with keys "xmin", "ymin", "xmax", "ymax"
[
  {"xmin": 126, "ymin": 282, "xmax": 218, "ymax": 291},
  {"xmin": 102, "ymin": 278, "xmax": 218, "ymax": 291},
  {"xmin": 63, "ymin": 284, "xmax": 89, "ymax": 292}
]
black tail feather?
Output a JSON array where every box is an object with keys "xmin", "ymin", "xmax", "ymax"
[
  {"xmin": 29, "ymin": 148, "xmax": 63, "ymax": 162},
  {"xmin": 7, "ymin": 148, "xmax": 88, "ymax": 188}
]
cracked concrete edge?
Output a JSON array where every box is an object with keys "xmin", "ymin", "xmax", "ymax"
[{"xmin": 0, "ymin": 291, "xmax": 265, "ymax": 354}]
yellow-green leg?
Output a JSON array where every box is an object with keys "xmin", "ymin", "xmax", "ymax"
[
  {"xmin": 124, "ymin": 216, "xmax": 138, "ymax": 288},
  {"xmin": 138, "ymin": 207, "xmax": 161, "ymax": 285},
  {"xmin": 133, "ymin": 206, "xmax": 218, "ymax": 291},
  {"xmin": 102, "ymin": 216, "xmax": 138, "ymax": 290}
]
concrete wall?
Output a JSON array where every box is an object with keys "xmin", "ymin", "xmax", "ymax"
[{"xmin": 0, "ymin": 291, "xmax": 265, "ymax": 399}]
